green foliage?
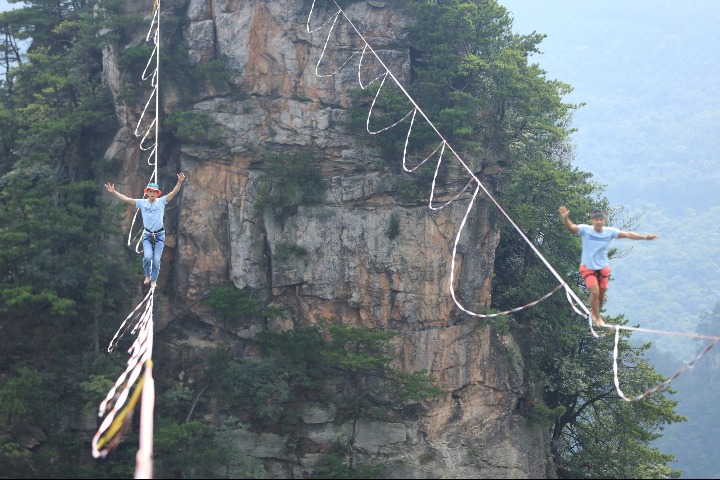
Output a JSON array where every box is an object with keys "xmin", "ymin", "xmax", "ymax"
[
  {"xmin": 385, "ymin": 211, "xmax": 400, "ymax": 240},
  {"xmin": 527, "ymin": 403, "xmax": 566, "ymax": 427},
  {"xmin": 0, "ymin": 435, "xmax": 31, "ymax": 467},
  {"xmin": 0, "ymin": 174, "xmax": 132, "ymax": 363},
  {"xmin": 322, "ymin": 323, "xmax": 397, "ymax": 373},
  {"xmin": 192, "ymin": 54, "xmax": 234, "ymax": 84},
  {"xmin": 393, "ymin": 369, "xmax": 445, "ymax": 403},
  {"xmin": 79, "ymin": 374, "xmax": 116, "ymax": 407},
  {"xmin": 115, "ymin": 85, "xmax": 140, "ymax": 106},
  {"xmin": 311, "ymin": 442, "xmax": 386, "ymax": 479},
  {"xmin": 1, "ymin": 3, "xmax": 119, "ymax": 177},
  {"xmin": 488, "ymin": 311, "xmax": 511, "ymax": 333},
  {"xmin": 0, "ymin": 1, "xmax": 143, "ymax": 476},
  {"xmin": 256, "ymin": 151, "xmax": 327, "ymax": 222},
  {"xmin": 154, "ymin": 35, "xmax": 235, "ymax": 99},
  {"xmin": 0, "ymin": 367, "xmax": 44, "ymax": 422},
  {"xmin": 154, "ymin": 419, "xmax": 238, "ymax": 479},
  {"xmin": 203, "ymin": 284, "xmax": 283, "ymax": 328},
  {"xmin": 273, "ymin": 242, "xmax": 308, "ymax": 264},
  {"xmin": 397, "ymin": 175, "xmax": 421, "ymax": 198},
  {"xmin": 346, "ymin": 83, "xmax": 432, "ymax": 164},
  {"xmin": 408, "ymin": 0, "xmax": 575, "ymax": 158},
  {"xmin": 312, "ymin": 447, "xmax": 354, "ymax": 479},
  {"xmin": 116, "ymin": 44, "xmax": 155, "ymax": 76},
  {"xmin": 394, "ymin": 165, "xmax": 436, "ymax": 201},
  {"xmin": 204, "ymin": 322, "xmax": 443, "ymax": 428},
  {"xmin": 222, "ymin": 358, "xmax": 293, "ymax": 423},
  {"xmin": 164, "ymin": 109, "xmax": 221, "ymax": 144}
]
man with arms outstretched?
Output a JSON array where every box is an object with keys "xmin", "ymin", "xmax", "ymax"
[
  {"xmin": 104, "ymin": 173, "xmax": 185, "ymax": 288},
  {"xmin": 559, "ymin": 206, "xmax": 657, "ymax": 327}
]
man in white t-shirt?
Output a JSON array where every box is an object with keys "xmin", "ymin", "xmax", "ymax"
[
  {"xmin": 558, "ymin": 206, "xmax": 657, "ymax": 327},
  {"xmin": 104, "ymin": 173, "xmax": 185, "ymax": 288}
]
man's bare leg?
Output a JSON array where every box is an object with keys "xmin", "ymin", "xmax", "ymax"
[
  {"xmin": 144, "ymin": 276, "xmax": 151, "ymax": 285},
  {"xmin": 589, "ymin": 285, "xmax": 604, "ymax": 327}
]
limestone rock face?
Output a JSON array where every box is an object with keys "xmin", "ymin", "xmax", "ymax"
[{"xmin": 101, "ymin": 0, "xmax": 555, "ymax": 478}]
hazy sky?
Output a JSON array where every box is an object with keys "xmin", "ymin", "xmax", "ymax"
[{"xmin": 499, "ymin": 0, "xmax": 720, "ymax": 205}]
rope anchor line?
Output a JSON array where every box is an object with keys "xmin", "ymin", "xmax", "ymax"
[{"xmin": 306, "ymin": 0, "xmax": 720, "ymax": 402}]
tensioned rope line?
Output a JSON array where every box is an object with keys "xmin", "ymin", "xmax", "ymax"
[
  {"xmin": 306, "ymin": 0, "xmax": 720, "ymax": 401},
  {"xmin": 92, "ymin": 1, "xmax": 161, "ymax": 477}
]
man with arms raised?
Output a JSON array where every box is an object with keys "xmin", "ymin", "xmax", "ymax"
[{"xmin": 104, "ymin": 173, "xmax": 185, "ymax": 288}]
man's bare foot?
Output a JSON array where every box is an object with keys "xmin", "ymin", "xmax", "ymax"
[
  {"xmin": 151, "ymin": 281, "xmax": 157, "ymax": 288},
  {"xmin": 144, "ymin": 277, "xmax": 151, "ymax": 285},
  {"xmin": 592, "ymin": 314, "xmax": 605, "ymax": 327}
]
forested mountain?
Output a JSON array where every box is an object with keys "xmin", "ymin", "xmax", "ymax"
[{"xmin": 0, "ymin": 0, "xmax": 693, "ymax": 478}]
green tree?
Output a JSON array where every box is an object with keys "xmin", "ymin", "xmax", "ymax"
[
  {"xmin": 203, "ymin": 284, "xmax": 263, "ymax": 322},
  {"xmin": 255, "ymin": 150, "xmax": 327, "ymax": 222},
  {"xmin": 408, "ymin": 0, "xmax": 573, "ymax": 154},
  {"xmin": 202, "ymin": 322, "xmax": 443, "ymax": 428}
]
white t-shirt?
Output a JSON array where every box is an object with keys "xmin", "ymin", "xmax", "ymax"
[
  {"xmin": 577, "ymin": 224, "xmax": 620, "ymax": 270},
  {"xmin": 135, "ymin": 197, "xmax": 167, "ymax": 232}
]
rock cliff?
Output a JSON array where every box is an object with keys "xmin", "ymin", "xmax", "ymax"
[{"xmin": 102, "ymin": 0, "xmax": 555, "ymax": 477}]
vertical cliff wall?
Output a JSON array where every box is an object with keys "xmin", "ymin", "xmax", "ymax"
[{"xmin": 102, "ymin": 0, "xmax": 555, "ymax": 477}]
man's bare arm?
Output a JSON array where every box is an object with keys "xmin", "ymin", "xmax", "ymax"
[
  {"xmin": 558, "ymin": 206, "xmax": 579, "ymax": 234},
  {"xmin": 618, "ymin": 231, "xmax": 658, "ymax": 240},
  {"xmin": 165, "ymin": 172, "xmax": 186, "ymax": 203},
  {"xmin": 104, "ymin": 183, "xmax": 136, "ymax": 206}
]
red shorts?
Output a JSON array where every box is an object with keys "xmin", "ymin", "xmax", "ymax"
[{"xmin": 580, "ymin": 265, "xmax": 611, "ymax": 289}]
